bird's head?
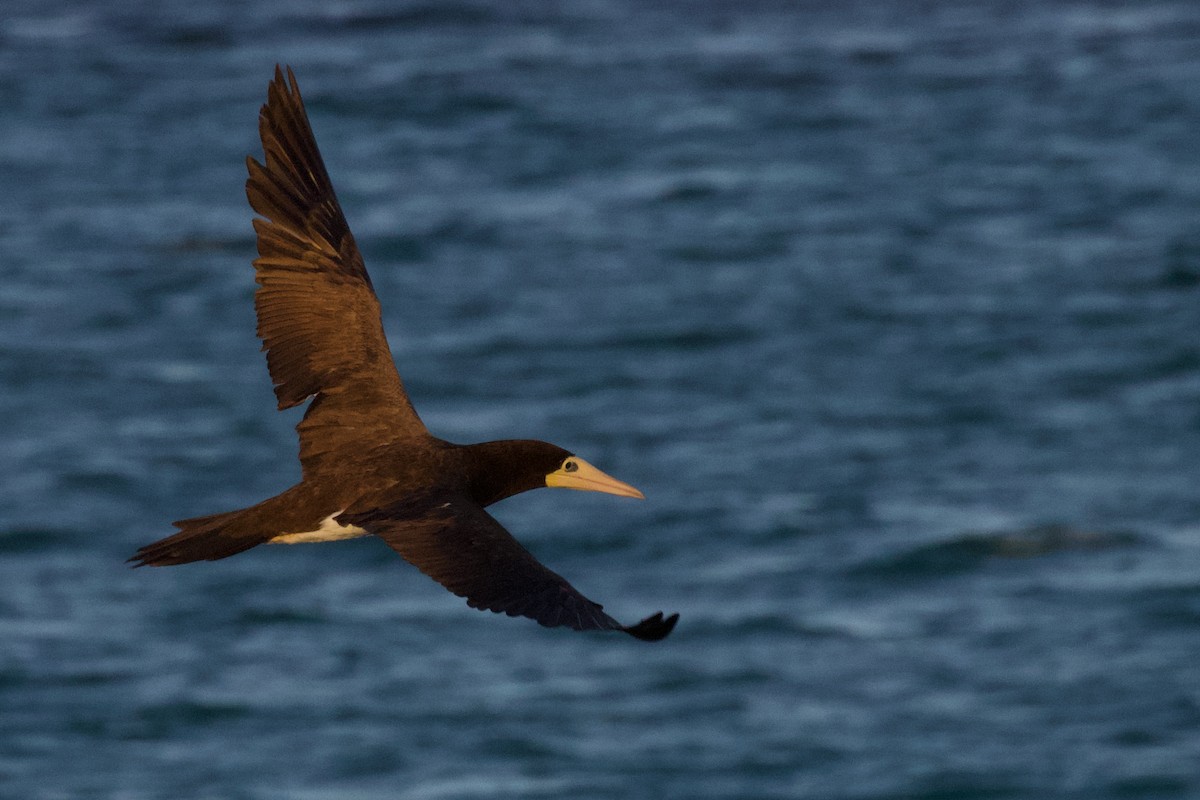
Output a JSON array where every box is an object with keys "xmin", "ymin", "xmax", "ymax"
[{"xmin": 464, "ymin": 440, "xmax": 644, "ymax": 505}]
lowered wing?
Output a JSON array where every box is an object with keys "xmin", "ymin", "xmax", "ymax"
[{"xmin": 341, "ymin": 492, "xmax": 678, "ymax": 641}]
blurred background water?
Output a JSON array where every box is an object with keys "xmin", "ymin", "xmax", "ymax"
[{"xmin": 4, "ymin": 1, "xmax": 1200, "ymax": 798}]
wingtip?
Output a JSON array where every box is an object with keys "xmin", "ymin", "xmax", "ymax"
[
  {"xmin": 264, "ymin": 64, "xmax": 298, "ymax": 108},
  {"xmin": 622, "ymin": 611, "xmax": 679, "ymax": 642},
  {"xmin": 269, "ymin": 63, "xmax": 299, "ymax": 97}
]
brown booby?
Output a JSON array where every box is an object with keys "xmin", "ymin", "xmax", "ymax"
[{"xmin": 130, "ymin": 66, "xmax": 678, "ymax": 642}]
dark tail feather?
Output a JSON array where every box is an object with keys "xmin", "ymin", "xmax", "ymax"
[{"xmin": 129, "ymin": 508, "xmax": 267, "ymax": 567}]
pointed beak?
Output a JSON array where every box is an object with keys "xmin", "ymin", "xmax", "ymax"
[{"xmin": 546, "ymin": 458, "xmax": 645, "ymax": 499}]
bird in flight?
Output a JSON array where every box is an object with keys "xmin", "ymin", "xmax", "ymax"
[{"xmin": 130, "ymin": 66, "xmax": 678, "ymax": 642}]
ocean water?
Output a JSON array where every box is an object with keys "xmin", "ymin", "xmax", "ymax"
[{"xmin": 5, "ymin": 1, "xmax": 1200, "ymax": 797}]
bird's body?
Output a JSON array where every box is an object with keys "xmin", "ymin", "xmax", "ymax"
[{"xmin": 130, "ymin": 66, "xmax": 677, "ymax": 642}]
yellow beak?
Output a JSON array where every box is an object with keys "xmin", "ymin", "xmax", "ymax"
[{"xmin": 546, "ymin": 457, "xmax": 645, "ymax": 499}]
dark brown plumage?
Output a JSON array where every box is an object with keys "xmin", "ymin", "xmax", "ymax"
[{"xmin": 130, "ymin": 66, "xmax": 678, "ymax": 642}]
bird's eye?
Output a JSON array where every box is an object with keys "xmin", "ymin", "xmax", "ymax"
[{"xmin": 564, "ymin": 460, "xmax": 578, "ymax": 473}]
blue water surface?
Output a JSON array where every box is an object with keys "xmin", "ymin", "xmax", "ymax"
[{"xmin": 5, "ymin": 1, "xmax": 1200, "ymax": 798}]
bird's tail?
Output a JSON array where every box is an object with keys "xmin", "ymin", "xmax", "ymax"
[{"xmin": 129, "ymin": 506, "xmax": 270, "ymax": 567}]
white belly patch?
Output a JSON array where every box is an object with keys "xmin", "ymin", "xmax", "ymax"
[{"xmin": 268, "ymin": 511, "xmax": 369, "ymax": 545}]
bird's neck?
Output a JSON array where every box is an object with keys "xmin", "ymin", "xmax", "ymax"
[{"xmin": 461, "ymin": 440, "xmax": 548, "ymax": 506}]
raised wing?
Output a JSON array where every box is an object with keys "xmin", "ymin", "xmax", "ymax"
[
  {"xmin": 340, "ymin": 493, "xmax": 678, "ymax": 641},
  {"xmin": 246, "ymin": 65, "xmax": 428, "ymax": 475}
]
